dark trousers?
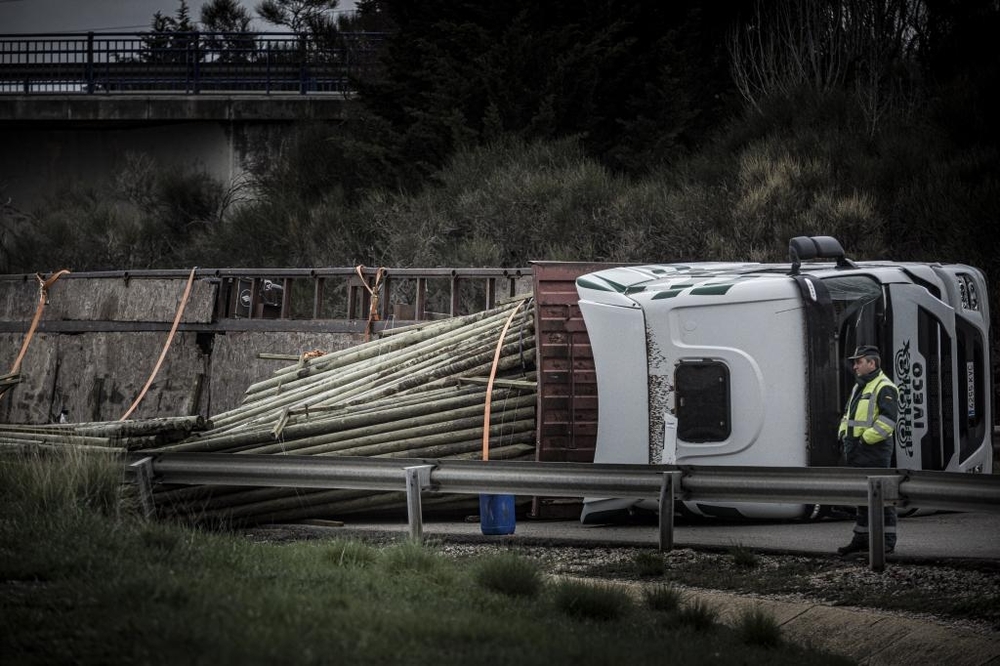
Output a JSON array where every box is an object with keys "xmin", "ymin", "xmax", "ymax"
[
  {"xmin": 851, "ymin": 504, "xmax": 897, "ymax": 548},
  {"xmin": 843, "ymin": 438, "xmax": 897, "ymax": 548}
]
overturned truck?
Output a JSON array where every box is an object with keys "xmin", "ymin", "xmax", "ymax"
[
  {"xmin": 0, "ymin": 238, "xmax": 992, "ymax": 524},
  {"xmin": 577, "ymin": 236, "xmax": 993, "ymax": 522}
]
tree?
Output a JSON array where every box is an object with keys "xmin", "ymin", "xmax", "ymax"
[
  {"xmin": 357, "ymin": 0, "xmax": 743, "ymax": 179},
  {"xmin": 921, "ymin": 0, "xmax": 1000, "ymax": 148},
  {"xmin": 728, "ymin": 0, "xmax": 928, "ymax": 136},
  {"xmin": 255, "ymin": 0, "xmax": 340, "ymax": 34},
  {"xmin": 338, "ymin": 0, "xmax": 395, "ymax": 32},
  {"xmin": 200, "ymin": 0, "xmax": 256, "ymax": 63},
  {"xmin": 143, "ymin": 0, "xmax": 198, "ymax": 64},
  {"xmin": 200, "ymin": 0, "xmax": 253, "ymax": 31},
  {"xmin": 153, "ymin": 0, "xmax": 197, "ymax": 32}
]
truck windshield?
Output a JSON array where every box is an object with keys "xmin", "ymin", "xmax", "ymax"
[{"xmin": 822, "ymin": 275, "xmax": 884, "ymax": 354}]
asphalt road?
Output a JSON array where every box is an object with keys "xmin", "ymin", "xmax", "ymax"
[{"xmin": 329, "ymin": 509, "xmax": 1000, "ymax": 562}]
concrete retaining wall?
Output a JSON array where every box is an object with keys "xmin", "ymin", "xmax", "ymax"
[{"xmin": 0, "ymin": 277, "xmax": 364, "ymax": 424}]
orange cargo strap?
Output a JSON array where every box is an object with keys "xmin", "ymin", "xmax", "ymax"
[
  {"xmin": 355, "ymin": 265, "xmax": 386, "ymax": 341},
  {"xmin": 120, "ymin": 267, "xmax": 197, "ymax": 421},
  {"xmin": 482, "ymin": 299, "xmax": 528, "ymax": 461},
  {"xmin": 1, "ymin": 269, "xmax": 71, "ymax": 400}
]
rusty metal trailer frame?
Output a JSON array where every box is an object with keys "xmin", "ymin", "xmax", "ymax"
[{"xmin": 0, "ymin": 266, "xmax": 531, "ymax": 334}]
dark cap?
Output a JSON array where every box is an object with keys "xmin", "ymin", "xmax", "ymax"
[{"xmin": 848, "ymin": 345, "xmax": 881, "ymax": 360}]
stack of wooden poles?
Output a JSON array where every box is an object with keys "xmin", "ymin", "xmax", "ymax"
[
  {"xmin": 159, "ymin": 297, "xmax": 536, "ymax": 454},
  {"xmin": 148, "ymin": 297, "xmax": 538, "ymax": 525},
  {"xmin": 0, "ymin": 415, "xmax": 209, "ymax": 450},
  {"xmin": 1, "ymin": 297, "xmax": 539, "ymax": 526}
]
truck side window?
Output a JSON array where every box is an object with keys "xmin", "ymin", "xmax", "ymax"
[
  {"xmin": 822, "ymin": 275, "xmax": 884, "ymax": 400},
  {"xmin": 675, "ymin": 361, "xmax": 731, "ymax": 442},
  {"xmin": 823, "ymin": 275, "xmax": 883, "ymax": 351}
]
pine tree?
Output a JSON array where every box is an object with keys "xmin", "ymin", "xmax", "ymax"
[
  {"xmin": 143, "ymin": 0, "xmax": 198, "ymax": 64},
  {"xmin": 200, "ymin": 0, "xmax": 255, "ymax": 63}
]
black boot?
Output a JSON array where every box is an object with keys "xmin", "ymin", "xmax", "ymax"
[{"xmin": 837, "ymin": 540, "xmax": 867, "ymax": 556}]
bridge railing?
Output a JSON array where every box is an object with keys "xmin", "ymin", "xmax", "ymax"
[{"xmin": 0, "ymin": 31, "xmax": 384, "ymax": 95}]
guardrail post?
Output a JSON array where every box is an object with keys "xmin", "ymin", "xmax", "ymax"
[
  {"xmin": 405, "ymin": 465, "xmax": 435, "ymax": 543},
  {"xmin": 658, "ymin": 471, "xmax": 681, "ymax": 552},
  {"xmin": 867, "ymin": 475, "xmax": 901, "ymax": 572},
  {"xmin": 130, "ymin": 456, "xmax": 156, "ymax": 519}
]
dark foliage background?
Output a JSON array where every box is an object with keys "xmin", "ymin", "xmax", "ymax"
[{"xmin": 2, "ymin": 0, "xmax": 997, "ymax": 341}]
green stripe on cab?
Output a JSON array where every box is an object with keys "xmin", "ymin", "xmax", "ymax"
[
  {"xmin": 577, "ymin": 277, "xmax": 613, "ymax": 292},
  {"xmin": 690, "ymin": 283, "xmax": 734, "ymax": 295}
]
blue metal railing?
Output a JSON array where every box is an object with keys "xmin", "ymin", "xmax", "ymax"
[{"xmin": 0, "ymin": 31, "xmax": 384, "ymax": 95}]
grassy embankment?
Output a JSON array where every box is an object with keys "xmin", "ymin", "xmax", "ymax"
[{"xmin": 0, "ymin": 447, "xmax": 851, "ymax": 665}]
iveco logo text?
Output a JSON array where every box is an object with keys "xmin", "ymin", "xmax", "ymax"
[{"xmin": 894, "ymin": 341, "xmax": 924, "ymax": 458}]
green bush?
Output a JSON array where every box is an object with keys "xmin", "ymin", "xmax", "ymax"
[
  {"xmin": 324, "ymin": 539, "xmax": 378, "ymax": 568},
  {"xmin": 368, "ymin": 138, "xmax": 623, "ymax": 267},
  {"xmin": 550, "ymin": 579, "xmax": 634, "ymax": 621},
  {"xmin": 378, "ymin": 539, "xmax": 451, "ymax": 581},
  {"xmin": 676, "ymin": 598, "xmax": 718, "ymax": 631},
  {"xmin": 737, "ymin": 605, "xmax": 783, "ymax": 648},
  {"xmin": 473, "ymin": 551, "xmax": 544, "ymax": 598},
  {"xmin": 729, "ymin": 543, "xmax": 759, "ymax": 570},
  {"xmin": 643, "ymin": 583, "xmax": 683, "ymax": 613},
  {"xmin": 139, "ymin": 523, "xmax": 184, "ymax": 554},
  {"xmin": 0, "ymin": 448, "xmax": 126, "ymax": 518},
  {"xmin": 632, "ymin": 550, "xmax": 667, "ymax": 577}
]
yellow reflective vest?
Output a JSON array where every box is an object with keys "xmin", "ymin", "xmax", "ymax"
[{"xmin": 838, "ymin": 371, "xmax": 898, "ymax": 445}]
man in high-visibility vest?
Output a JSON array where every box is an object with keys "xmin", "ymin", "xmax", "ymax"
[{"xmin": 837, "ymin": 344, "xmax": 899, "ymax": 556}]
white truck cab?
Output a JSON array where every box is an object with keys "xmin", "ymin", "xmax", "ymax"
[{"xmin": 577, "ymin": 236, "xmax": 992, "ymax": 522}]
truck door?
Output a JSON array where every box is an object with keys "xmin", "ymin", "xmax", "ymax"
[{"xmin": 885, "ymin": 283, "xmax": 957, "ymax": 472}]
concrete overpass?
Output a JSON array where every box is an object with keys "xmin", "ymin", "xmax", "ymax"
[
  {"xmin": 0, "ymin": 93, "xmax": 356, "ymax": 208},
  {"xmin": 0, "ymin": 31, "xmax": 374, "ymax": 208}
]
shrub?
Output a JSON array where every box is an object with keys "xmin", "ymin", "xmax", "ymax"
[
  {"xmin": 324, "ymin": 539, "xmax": 378, "ymax": 568},
  {"xmin": 378, "ymin": 540, "xmax": 449, "ymax": 579},
  {"xmin": 368, "ymin": 137, "xmax": 622, "ymax": 268},
  {"xmin": 643, "ymin": 584, "xmax": 683, "ymax": 613},
  {"xmin": 473, "ymin": 552, "xmax": 543, "ymax": 598},
  {"xmin": 676, "ymin": 599, "xmax": 718, "ymax": 631},
  {"xmin": 2, "ymin": 448, "xmax": 126, "ymax": 518},
  {"xmin": 736, "ymin": 605, "xmax": 782, "ymax": 648},
  {"xmin": 551, "ymin": 579, "xmax": 633, "ymax": 621},
  {"xmin": 729, "ymin": 543, "xmax": 759, "ymax": 569},
  {"xmin": 140, "ymin": 523, "xmax": 184, "ymax": 554},
  {"xmin": 632, "ymin": 550, "xmax": 667, "ymax": 577}
]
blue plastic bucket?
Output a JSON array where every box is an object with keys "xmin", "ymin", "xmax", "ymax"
[{"xmin": 479, "ymin": 493, "xmax": 516, "ymax": 535}]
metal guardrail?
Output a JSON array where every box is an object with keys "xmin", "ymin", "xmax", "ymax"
[
  {"xmin": 0, "ymin": 31, "xmax": 384, "ymax": 95},
  {"xmin": 130, "ymin": 453, "xmax": 1000, "ymax": 572}
]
